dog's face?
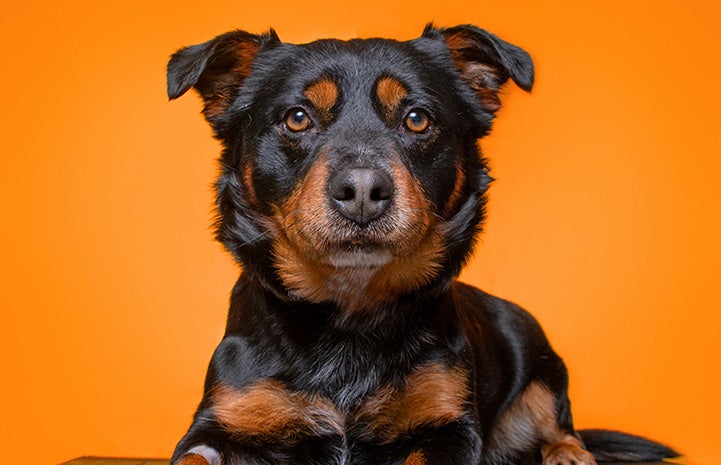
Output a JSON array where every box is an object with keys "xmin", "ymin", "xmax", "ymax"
[{"xmin": 167, "ymin": 25, "xmax": 533, "ymax": 311}]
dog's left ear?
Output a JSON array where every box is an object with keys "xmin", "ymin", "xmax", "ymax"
[
  {"xmin": 166, "ymin": 29, "xmax": 280, "ymax": 124},
  {"xmin": 425, "ymin": 24, "xmax": 534, "ymax": 112}
]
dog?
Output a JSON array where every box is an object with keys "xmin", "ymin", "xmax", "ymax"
[{"xmin": 165, "ymin": 24, "xmax": 677, "ymax": 465}]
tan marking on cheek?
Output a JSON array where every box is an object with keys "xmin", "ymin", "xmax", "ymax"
[
  {"xmin": 273, "ymin": 229, "xmax": 385, "ymax": 312},
  {"xmin": 305, "ymin": 78, "xmax": 339, "ymax": 113},
  {"xmin": 272, "ymin": 233, "xmax": 338, "ymax": 302},
  {"xmin": 442, "ymin": 160, "xmax": 467, "ymax": 218},
  {"xmin": 364, "ymin": 159, "xmax": 443, "ymax": 303},
  {"xmin": 274, "ymin": 152, "xmax": 331, "ymax": 262},
  {"xmin": 212, "ymin": 380, "xmax": 344, "ymax": 441},
  {"xmin": 243, "ymin": 162, "xmax": 258, "ymax": 206},
  {"xmin": 366, "ymin": 232, "xmax": 444, "ymax": 303},
  {"xmin": 487, "ymin": 381, "xmax": 565, "ymax": 460},
  {"xmin": 356, "ymin": 362, "xmax": 470, "ymax": 443},
  {"xmin": 376, "ymin": 76, "xmax": 408, "ymax": 118},
  {"xmin": 271, "ymin": 152, "xmax": 340, "ymax": 302}
]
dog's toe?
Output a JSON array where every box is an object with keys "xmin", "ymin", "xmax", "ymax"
[
  {"xmin": 542, "ymin": 436, "xmax": 597, "ymax": 465},
  {"xmin": 176, "ymin": 445, "xmax": 221, "ymax": 465}
]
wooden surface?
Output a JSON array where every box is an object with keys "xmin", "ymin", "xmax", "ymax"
[
  {"xmin": 60, "ymin": 458, "xmax": 170, "ymax": 465},
  {"xmin": 59, "ymin": 458, "xmax": 678, "ymax": 465}
]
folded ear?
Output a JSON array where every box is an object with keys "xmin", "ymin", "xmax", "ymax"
[
  {"xmin": 166, "ymin": 29, "xmax": 280, "ymax": 123},
  {"xmin": 424, "ymin": 24, "xmax": 534, "ymax": 112}
]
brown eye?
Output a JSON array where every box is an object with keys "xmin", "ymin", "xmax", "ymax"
[
  {"xmin": 285, "ymin": 108, "xmax": 311, "ymax": 132},
  {"xmin": 404, "ymin": 109, "xmax": 430, "ymax": 133}
]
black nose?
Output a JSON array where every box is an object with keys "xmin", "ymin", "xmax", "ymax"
[{"xmin": 328, "ymin": 168, "xmax": 394, "ymax": 226}]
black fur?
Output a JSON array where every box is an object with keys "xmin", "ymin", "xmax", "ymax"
[
  {"xmin": 579, "ymin": 430, "xmax": 679, "ymax": 462},
  {"xmin": 166, "ymin": 24, "xmax": 677, "ymax": 465}
]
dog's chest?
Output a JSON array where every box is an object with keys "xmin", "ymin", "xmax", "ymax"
[{"xmin": 210, "ymin": 355, "xmax": 470, "ymax": 446}]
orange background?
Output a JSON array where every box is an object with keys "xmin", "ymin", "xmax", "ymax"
[{"xmin": 1, "ymin": 1, "xmax": 719, "ymax": 464}]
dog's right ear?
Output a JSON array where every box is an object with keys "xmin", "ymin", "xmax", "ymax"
[
  {"xmin": 422, "ymin": 24, "xmax": 533, "ymax": 113},
  {"xmin": 167, "ymin": 29, "xmax": 280, "ymax": 123}
]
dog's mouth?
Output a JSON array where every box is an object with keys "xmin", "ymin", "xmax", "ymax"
[
  {"xmin": 282, "ymin": 223, "xmax": 421, "ymax": 269},
  {"xmin": 325, "ymin": 248, "xmax": 393, "ymax": 268},
  {"xmin": 271, "ymin": 219, "xmax": 446, "ymax": 309}
]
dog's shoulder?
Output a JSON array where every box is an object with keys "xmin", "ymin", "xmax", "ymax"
[{"xmin": 451, "ymin": 281, "xmax": 552, "ymax": 350}]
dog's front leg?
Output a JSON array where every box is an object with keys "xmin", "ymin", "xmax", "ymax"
[
  {"xmin": 171, "ymin": 412, "xmax": 346, "ymax": 465},
  {"xmin": 170, "ymin": 413, "xmax": 233, "ymax": 465},
  {"xmin": 350, "ymin": 419, "xmax": 481, "ymax": 465},
  {"xmin": 401, "ymin": 421, "xmax": 482, "ymax": 465},
  {"xmin": 171, "ymin": 377, "xmax": 347, "ymax": 465}
]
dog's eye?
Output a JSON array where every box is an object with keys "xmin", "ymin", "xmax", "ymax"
[
  {"xmin": 285, "ymin": 108, "xmax": 312, "ymax": 132},
  {"xmin": 404, "ymin": 109, "xmax": 430, "ymax": 133}
]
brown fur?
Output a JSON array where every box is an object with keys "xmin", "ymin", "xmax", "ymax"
[
  {"xmin": 376, "ymin": 76, "xmax": 408, "ymax": 119},
  {"xmin": 243, "ymin": 162, "xmax": 258, "ymax": 206},
  {"xmin": 485, "ymin": 382, "xmax": 569, "ymax": 464},
  {"xmin": 542, "ymin": 435, "xmax": 597, "ymax": 465},
  {"xmin": 441, "ymin": 32, "xmax": 504, "ymax": 112},
  {"xmin": 201, "ymin": 41, "xmax": 261, "ymax": 121},
  {"xmin": 305, "ymin": 78, "xmax": 339, "ymax": 117},
  {"xmin": 271, "ymin": 153, "xmax": 444, "ymax": 311},
  {"xmin": 442, "ymin": 160, "xmax": 467, "ymax": 218},
  {"xmin": 212, "ymin": 380, "xmax": 344, "ymax": 441},
  {"xmin": 355, "ymin": 362, "xmax": 470, "ymax": 443}
]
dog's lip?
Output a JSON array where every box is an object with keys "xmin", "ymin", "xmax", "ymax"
[{"xmin": 325, "ymin": 250, "xmax": 393, "ymax": 268}]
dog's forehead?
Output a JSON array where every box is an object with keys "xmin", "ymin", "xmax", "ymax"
[{"xmin": 265, "ymin": 37, "xmax": 443, "ymax": 94}]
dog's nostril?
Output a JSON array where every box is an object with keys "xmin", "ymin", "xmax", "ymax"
[
  {"xmin": 341, "ymin": 186, "xmax": 355, "ymax": 201},
  {"xmin": 370, "ymin": 186, "xmax": 393, "ymax": 202}
]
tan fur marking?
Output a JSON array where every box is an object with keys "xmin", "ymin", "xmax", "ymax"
[
  {"xmin": 305, "ymin": 78, "xmax": 339, "ymax": 112},
  {"xmin": 542, "ymin": 435, "xmax": 597, "ymax": 465},
  {"xmin": 442, "ymin": 160, "xmax": 466, "ymax": 218},
  {"xmin": 202, "ymin": 40, "xmax": 260, "ymax": 121},
  {"xmin": 212, "ymin": 380, "xmax": 344, "ymax": 441},
  {"xmin": 234, "ymin": 41, "xmax": 260, "ymax": 77},
  {"xmin": 363, "ymin": 230, "xmax": 444, "ymax": 305},
  {"xmin": 442, "ymin": 32, "xmax": 504, "ymax": 112},
  {"xmin": 243, "ymin": 162, "xmax": 258, "ymax": 206},
  {"xmin": 487, "ymin": 382, "xmax": 565, "ymax": 462},
  {"xmin": 376, "ymin": 77, "xmax": 408, "ymax": 117},
  {"xmin": 356, "ymin": 362, "xmax": 470, "ymax": 443},
  {"xmin": 176, "ymin": 454, "xmax": 211, "ymax": 465},
  {"xmin": 461, "ymin": 63, "xmax": 502, "ymax": 111},
  {"xmin": 271, "ymin": 152, "xmax": 336, "ymax": 302},
  {"xmin": 361, "ymin": 160, "xmax": 443, "ymax": 306},
  {"xmin": 404, "ymin": 450, "xmax": 426, "ymax": 465}
]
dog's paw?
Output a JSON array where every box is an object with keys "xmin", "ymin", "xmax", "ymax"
[
  {"xmin": 542, "ymin": 436, "xmax": 596, "ymax": 465},
  {"xmin": 176, "ymin": 445, "xmax": 221, "ymax": 465}
]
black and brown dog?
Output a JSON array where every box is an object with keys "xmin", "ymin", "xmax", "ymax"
[{"xmin": 166, "ymin": 24, "xmax": 677, "ymax": 465}]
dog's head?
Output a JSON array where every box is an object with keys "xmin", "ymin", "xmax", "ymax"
[{"xmin": 167, "ymin": 24, "xmax": 533, "ymax": 311}]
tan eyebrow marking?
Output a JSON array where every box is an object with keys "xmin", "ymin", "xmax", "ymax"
[
  {"xmin": 376, "ymin": 76, "xmax": 408, "ymax": 117},
  {"xmin": 304, "ymin": 78, "xmax": 339, "ymax": 112}
]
